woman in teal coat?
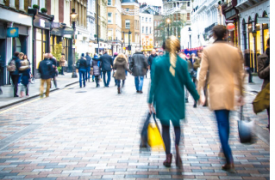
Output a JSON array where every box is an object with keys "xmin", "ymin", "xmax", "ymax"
[{"xmin": 148, "ymin": 36, "xmax": 199, "ymax": 168}]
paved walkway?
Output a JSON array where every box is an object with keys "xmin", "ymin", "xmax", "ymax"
[
  {"xmin": 0, "ymin": 73, "xmax": 78, "ymax": 108},
  {"xmin": 0, "ymin": 75, "xmax": 270, "ymax": 180}
]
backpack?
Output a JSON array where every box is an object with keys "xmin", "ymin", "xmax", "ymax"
[{"xmin": 7, "ymin": 59, "xmax": 16, "ymax": 72}]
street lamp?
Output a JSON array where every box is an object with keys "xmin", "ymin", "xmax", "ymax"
[
  {"xmin": 70, "ymin": 8, "xmax": 77, "ymax": 78},
  {"xmin": 167, "ymin": 18, "xmax": 171, "ymax": 37},
  {"xmin": 188, "ymin": 27, "xmax": 192, "ymax": 49}
]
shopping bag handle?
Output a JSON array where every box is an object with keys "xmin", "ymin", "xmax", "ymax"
[{"xmin": 152, "ymin": 113, "xmax": 161, "ymax": 132}]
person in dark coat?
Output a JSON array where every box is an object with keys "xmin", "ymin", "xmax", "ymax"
[
  {"xmin": 10, "ymin": 52, "xmax": 21, "ymax": 97},
  {"xmin": 19, "ymin": 55, "xmax": 31, "ymax": 97},
  {"xmin": 148, "ymin": 49, "xmax": 158, "ymax": 78},
  {"xmin": 244, "ymin": 49, "xmax": 253, "ymax": 83},
  {"xmin": 91, "ymin": 54, "xmax": 101, "ymax": 87},
  {"xmin": 257, "ymin": 38, "xmax": 270, "ymax": 130},
  {"xmin": 148, "ymin": 36, "xmax": 199, "ymax": 168},
  {"xmin": 130, "ymin": 49, "xmax": 148, "ymax": 93},
  {"xmin": 49, "ymin": 54, "xmax": 58, "ymax": 88},
  {"xmin": 86, "ymin": 52, "xmax": 92, "ymax": 82},
  {"xmin": 112, "ymin": 52, "xmax": 118, "ymax": 86},
  {"xmin": 99, "ymin": 50, "xmax": 113, "ymax": 87},
  {"xmin": 76, "ymin": 53, "xmax": 88, "ymax": 88},
  {"xmin": 113, "ymin": 53, "xmax": 132, "ymax": 94},
  {"xmin": 38, "ymin": 53, "xmax": 54, "ymax": 97}
]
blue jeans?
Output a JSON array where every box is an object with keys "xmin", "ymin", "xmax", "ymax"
[
  {"xmin": 79, "ymin": 69, "xmax": 86, "ymax": 87},
  {"xmin": 86, "ymin": 67, "xmax": 91, "ymax": 81},
  {"xmin": 214, "ymin": 110, "xmax": 233, "ymax": 164},
  {"xmin": 103, "ymin": 71, "xmax": 111, "ymax": 87},
  {"xmin": 135, "ymin": 76, "xmax": 144, "ymax": 91}
]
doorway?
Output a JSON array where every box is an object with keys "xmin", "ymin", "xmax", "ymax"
[{"xmin": 0, "ymin": 39, "xmax": 6, "ymax": 85}]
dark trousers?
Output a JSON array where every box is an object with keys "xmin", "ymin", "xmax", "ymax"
[
  {"xmin": 86, "ymin": 67, "xmax": 91, "ymax": 81},
  {"xmin": 11, "ymin": 75, "xmax": 20, "ymax": 96},
  {"xmin": 61, "ymin": 67, "xmax": 64, "ymax": 75},
  {"xmin": 161, "ymin": 123, "xmax": 181, "ymax": 155},
  {"xmin": 21, "ymin": 84, "xmax": 29, "ymax": 96},
  {"xmin": 78, "ymin": 69, "xmax": 86, "ymax": 88},
  {"xmin": 95, "ymin": 75, "xmax": 100, "ymax": 87},
  {"xmin": 214, "ymin": 110, "xmax": 233, "ymax": 164},
  {"xmin": 246, "ymin": 67, "xmax": 253, "ymax": 83},
  {"xmin": 103, "ymin": 71, "xmax": 111, "ymax": 87}
]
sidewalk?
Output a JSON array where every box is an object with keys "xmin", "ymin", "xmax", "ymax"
[{"xmin": 0, "ymin": 73, "xmax": 78, "ymax": 109}]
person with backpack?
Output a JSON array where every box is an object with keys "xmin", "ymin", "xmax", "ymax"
[
  {"xmin": 38, "ymin": 53, "xmax": 54, "ymax": 98},
  {"xmin": 91, "ymin": 54, "xmax": 101, "ymax": 87},
  {"xmin": 19, "ymin": 54, "xmax": 31, "ymax": 97},
  {"xmin": 8, "ymin": 52, "xmax": 21, "ymax": 97}
]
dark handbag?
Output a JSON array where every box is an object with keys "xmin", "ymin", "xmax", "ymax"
[
  {"xmin": 238, "ymin": 106, "xmax": 256, "ymax": 144},
  {"xmin": 190, "ymin": 69, "xmax": 197, "ymax": 78}
]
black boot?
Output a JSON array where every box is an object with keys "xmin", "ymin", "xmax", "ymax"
[
  {"xmin": 163, "ymin": 154, "xmax": 172, "ymax": 167},
  {"xmin": 118, "ymin": 87, "xmax": 121, "ymax": 94},
  {"xmin": 175, "ymin": 145, "xmax": 182, "ymax": 168}
]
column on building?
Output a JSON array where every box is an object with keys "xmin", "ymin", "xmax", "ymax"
[
  {"xmin": 19, "ymin": 0, "xmax": 24, "ymax": 11},
  {"xmin": 9, "ymin": 0, "xmax": 15, "ymax": 8}
]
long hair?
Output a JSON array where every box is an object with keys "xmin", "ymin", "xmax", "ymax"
[{"xmin": 165, "ymin": 36, "xmax": 180, "ymax": 76}]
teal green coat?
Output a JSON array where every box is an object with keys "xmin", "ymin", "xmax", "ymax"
[{"xmin": 148, "ymin": 53, "xmax": 200, "ymax": 126}]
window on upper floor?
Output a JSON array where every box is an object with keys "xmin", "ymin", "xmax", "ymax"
[
  {"xmin": 150, "ymin": 27, "xmax": 151, "ymax": 34},
  {"xmin": 149, "ymin": 18, "xmax": 151, "ymax": 22},
  {"xmin": 187, "ymin": 13, "xmax": 190, "ymax": 20},
  {"xmin": 108, "ymin": 13, "xmax": 112, "ymax": 24},
  {"xmin": 142, "ymin": 17, "xmax": 144, "ymax": 22},
  {"xmin": 108, "ymin": 29, "xmax": 113, "ymax": 40},
  {"xmin": 125, "ymin": 20, "xmax": 130, "ymax": 29},
  {"xmin": 126, "ymin": 8, "xmax": 129, "ymax": 11},
  {"xmin": 108, "ymin": 0, "xmax": 112, "ymax": 5},
  {"xmin": 146, "ymin": 18, "xmax": 148, "ymax": 22},
  {"xmin": 142, "ymin": 27, "xmax": 144, "ymax": 33},
  {"xmin": 146, "ymin": 27, "xmax": 148, "ymax": 34}
]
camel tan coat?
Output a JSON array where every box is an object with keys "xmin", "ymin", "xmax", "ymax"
[{"xmin": 197, "ymin": 42, "xmax": 244, "ymax": 111}]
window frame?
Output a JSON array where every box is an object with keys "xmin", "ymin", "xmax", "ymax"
[
  {"xmin": 108, "ymin": 12, "xmax": 113, "ymax": 24},
  {"xmin": 125, "ymin": 20, "xmax": 130, "ymax": 29},
  {"xmin": 108, "ymin": 0, "xmax": 112, "ymax": 6}
]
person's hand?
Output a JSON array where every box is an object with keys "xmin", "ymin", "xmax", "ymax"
[
  {"xmin": 148, "ymin": 103, "xmax": 156, "ymax": 114},
  {"xmin": 199, "ymin": 95, "xmax": 206, "ymax": 106},
  {"xmin": 237, "ymin": 96, "xmax": 245, "ymax": 106}
]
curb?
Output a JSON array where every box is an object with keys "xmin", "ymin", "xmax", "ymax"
[{"xmin": 0, "ymin": 81, "xmax": 78, "ymax": 110}]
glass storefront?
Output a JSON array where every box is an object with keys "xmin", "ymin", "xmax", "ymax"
[
  {"xmin": 263, "ymin": 23, "xmax": 269, "ymax": 51},
  {"xmin": 36, "ymin": 29, "xmax": 48, "ymax": 69},
  {"xmin": 248, "ymin": 30, "xmax": 255, "ymax": 71}
]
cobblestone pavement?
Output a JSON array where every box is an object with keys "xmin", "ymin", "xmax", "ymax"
[{"xmin": 0, "ymin": 75, "xmax": 270, "ymax": 180}]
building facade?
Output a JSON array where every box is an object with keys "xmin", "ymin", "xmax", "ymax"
[
  {"xmin": 0, "ymin": 0, "xmax": 33, "ymax": 85},
  {"xmin": 107, "ymin": 0, "xmax": 122, "ymax": 55},
  {"xmin": 139, "ymin": 12, "xmax": 154, "ymax": 53},
  {"xmin": 153, "ymin": 15, "xmax": 163, "ymax": 51},
  {"xmin": 121, "ymin": 0, "xmax": 140, "ymax": 54},
  {"xmin": 87, "ymin": 0, "xmax": 96, "ymax": 55},
  {"xmin": 236, "ymin": 0, "xmax": 270, "ymax": 72}
]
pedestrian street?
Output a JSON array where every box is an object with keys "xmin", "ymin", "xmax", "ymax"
[{"xmin": 0, "ymin": 76, "xmax": 270, "ymax": 180}]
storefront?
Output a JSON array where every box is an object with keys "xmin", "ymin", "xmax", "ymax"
[
  {"xmin": 28, "ymin": 9, "xmax": 54, "ymax": 77},
  {"xmin": 223, "ymin": 2, "xmax": 239, "ymax": 47},
  {"xmin": 0, "ymin": 7, "xmax": 32, "ymax": 85}
]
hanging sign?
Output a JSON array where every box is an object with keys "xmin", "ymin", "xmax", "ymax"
[
  {"xmin": 7, "ymin": 27, "xmax": 19, "ymax": 38},
  {"xmin": 257, "ymin": 17, "xmax": 269, "ymax": 24}
]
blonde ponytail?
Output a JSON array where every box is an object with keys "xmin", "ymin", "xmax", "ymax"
[{"xmin": 166, "ymin": 36, "xmax": 180, "ymax": 76}]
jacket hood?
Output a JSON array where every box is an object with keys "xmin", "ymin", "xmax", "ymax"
[{"xmin": 114, "ymin": 54, "xmax": 127, "ymax": 65}]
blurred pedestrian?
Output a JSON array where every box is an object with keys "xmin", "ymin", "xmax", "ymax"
[
  {"xmin": 18, "ymin": 52, "xmax": 24, "ymax": 85},
  {"xmin": 38, "ymin": 53, "xmax": 54, "ymax": 98},
  {"xmin": 86, "ymin": 52, "xmax": 92, "ymax": 82},
  {"xmin": 130, "ymin": 48, "xmax": 148, "ymax": 93},
  {"xmin": 59, "ymin": 53, "xmax": 66, "ymax": 75},
  {"xmin": 190, "ymin": 53, "xmax": 201, "ymax": 108},
  {"xmin": 159, "ymin": 50, "xmax": 164, "ymax": 56},
  {"xmin": 112, "ymin": 52, "xmax": 118, "ymax": 86},
  {"xmin": 257, "ymin": 38, "xmax": 270, "ymax": 130},
  {"xmin": 197, "ymin": 25, "xmax": 244, "ymax": 170},
  {"xmin": 9, "ymin": 52, "xmax": 21, "ymax": 97},
  {"xmin": 76, "ymin": 53, "xmax": 88, "ymax": 88},
  {"xmin": 91, "ymin": 54, "xmax": 101, "ymax": 87},
  {"xmin": 148, "ymin": 49, "xmax": 158, "ymax": 78},
  {"xmin": 148, "ymin": 36, "xmax": 199, "ymax": 168},
  {"xmin": 178, "ymin": 52, "xmax": 192, "ymax": 103},
  {"xmin": 19, "ymin": 54, "xmax": 31, "ymax": 97},
  {"xmin": 99, "ymin": 50, "xmax": 113, "ymax": 87},
  {"xmin": 244, "ymin": 49, "xmax": 253, "ymax": 83},
  {"xmin": 49, "ymin": 54, "xmax": 58, "ymax": 89},
  {"xmin": 113, "ymin": 53, "xmax": 132, "ymax": 94}
]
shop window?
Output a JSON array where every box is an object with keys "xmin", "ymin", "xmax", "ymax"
[
  {"xmin": 36, "ymin": 29, "xmax": 47, "ymax": 69},
  {"xmin": 15, "ymin": 38, "xmax": 21, "ymax": 52},
  {"xmin": 263, "ymin": 24, "xmax": 269, "ymax": 51}
]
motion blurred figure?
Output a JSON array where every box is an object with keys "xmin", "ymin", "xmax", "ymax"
[
  {"xmin": 39, "ymin": 53, "xmax": 54, "ymax": 98},
  {"xmin": 197, "ymin": 25, "xmax": 244, "ymax": 170},
  {"xmin": 10, "ymin": 52, "xmax": 21, "ymax": 97},
  {"xmin": 113, "ymin": 53, "xmax": 132, "ymax": 94},
  {"xmin": 76, "ymin": 53, "xmax": 88, "ymax": 88},
  {"xmin": 147, "ymin": 49, "xmax": 158, "ymax": 78},
  {"xmin": 244, "ymin": 49, "xmax": 253, "ymax": 83},
  {"xmin": 49, "ymin": 54, "xmax": 58, "ymax": 89},
  {"xmin": 100, "ymin": 50, "xmax": 113, "ymax": 87},
  {"xmin": 86, "ymin": 52, "xmax": 92, "ymax": 82},
  {"xmin": 257, "ymin": 38, "xmax": 270, "ymax": 130},
  {"xmin": 130, "ymin": 48, "xmax": 148, "ymax": 93},
  {"xmin": 91, "ymin": 54, "xmax": 101, "ymax": 87},
  {"xmin": 19, "ymin": 54, "xmax": 31, "ymax": 97},
  {"xmin": 148, "ymin": 36, "xmax": 199, "ymax": 168}
]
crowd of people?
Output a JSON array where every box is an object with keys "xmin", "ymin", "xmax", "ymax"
[{"xmin": 3, "ymin": 24, "xmax": 270, "ymax": 172}]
